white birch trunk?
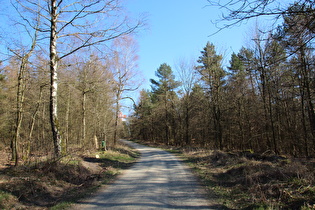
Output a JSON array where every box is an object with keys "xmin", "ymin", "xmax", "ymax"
[{"xmin": 50, "ymin": 0, "xmax": 61, "ymax": 158}]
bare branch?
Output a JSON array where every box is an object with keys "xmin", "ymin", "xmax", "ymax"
[
  {"xmin": 59, "ymin": 20, "xmax": 141, "ymax": 60},
  {"xmin": 206, "ymin": 0, "xmax": 315, "ymax": 33}
]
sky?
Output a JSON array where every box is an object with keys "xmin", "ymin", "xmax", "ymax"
[
  {"xmin": 125, "ymin": 0, "xmax": 254, "ymax": 91},
  {"xmin": 0, "ymin": 0, "xmax": 269, "ymax": 114}
]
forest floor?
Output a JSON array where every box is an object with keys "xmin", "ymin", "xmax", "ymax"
[
  {"xmin": 0, "ymin": 143, "xmax": 139, "ymax": 209},
  {"xmin": 136, "ymin": 141, "xmax": 315, "ymax": 209}
]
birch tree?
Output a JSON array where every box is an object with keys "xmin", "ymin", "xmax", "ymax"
[
  {"xmin": 109, "ymin": 35, "xmax": 141, "ymax": 146},
  {"xmin": 14, "ymin": 0, "xmax": 142, "ymax": 157}
]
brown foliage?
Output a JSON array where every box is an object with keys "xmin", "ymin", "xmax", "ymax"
[{"xmin": 183, "ymin": 149, "xmax": 315, "ymax": 209}]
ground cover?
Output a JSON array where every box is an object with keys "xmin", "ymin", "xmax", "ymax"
[
  {"xmin": 0, "ymin": 143, "xmax": 139, "ymax": 209},
  {"xmin": 182, "ymin": 149, "xmax": 315, "ymax": 209}
]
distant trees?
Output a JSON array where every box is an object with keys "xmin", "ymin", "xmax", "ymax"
[
  {"xmin": 175, "ymin": 58, "xmax": 196, "ymax": 146},
  {"xmin": 131, "ymin": 1, "xmax": 315, "ymax": 156}
]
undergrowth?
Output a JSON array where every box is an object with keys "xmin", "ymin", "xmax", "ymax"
[
  {"xmin": 0, "ymin": 142, "xmax": 139, "ymax": 209},
  {"xmin": 182, "ymin": 149, "xmax": 315, "ymax": 209}
]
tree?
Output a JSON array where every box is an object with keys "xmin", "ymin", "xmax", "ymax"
[
  {"xmin": 0, "ymin": 65, "xmax": 9, "ymax": 146},
  {"xmin": 196, "ymin": 42, "xmax": 226, "ymax": 149},
  {"xmin": 74, "ymin": 55, "xmax": 102, "ymax": 147},
  {"xmin": 1, "ymin": 0, "xmax": 41, "ymax": 166},
  {"xmin": 207, "ymin": 0, "xmax": 315, "ymax": 33},
  {"xmin": 226, "ymin": 52, "xmax": 248, "ymax": 149},
  {"xmin": 109, "ymin": 35, "xmax": 141, "ymax": 146},
  {"xmin": 13, "ymin": 0, "xmax": 142, "ymax": 157},
  {"xmin": 150, "ymin": 63, "xmax": 180, "ymax": 145},
  {"xmin": 175, "ymin": 58, "xmax": 196, "ymax": 145},
  {"xmin": 131, "ymin": 90, "xmax": 154, "ymax": 141},
  {"xmin": 276, "ymin": 3, "xmax": 315, "ymax": 155},
  {"xmin": 11, "ymin": 44, "xmax": 37, "ymax": 165},
  {"xmin": 187, "ymin": 84, "xmax": 208, "ymax": 146}
]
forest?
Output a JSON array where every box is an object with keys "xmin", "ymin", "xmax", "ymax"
[
  {"xmin": 0, "ymin": 0, "xmax": 142, "ymax": 166},
  {"xmin": 0, "ymin": 0, "xmax": 315, "ymax": 169},
  {"xmin": 130, "ymin": 2, "xmax": 315, "ymax": 157}
]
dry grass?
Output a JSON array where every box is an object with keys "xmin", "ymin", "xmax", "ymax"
[
  {"xmin": 0, "ymin": 143, "xmax": 139, "ymax": 209},
  {"xmin": 182, "ymin": 149, "xmax": 315, "ymax": 209}
]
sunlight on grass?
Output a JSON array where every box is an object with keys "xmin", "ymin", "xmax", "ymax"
[
  {"xmin": 99, "ymin": 150, "xmax": 134, "ymax": 162},
  {"xmin": 50, "ymin": 202, "xmax": 72, "ymax": 210}
]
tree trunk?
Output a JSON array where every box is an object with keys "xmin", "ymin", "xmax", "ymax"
[
  {"xmin": 12, "ymin": 63, "xmax": 26, "ymax": 166},
  {"xmin": 28, "ymin": 85, "xmax": 44, "ymax": 159},
  {"xmin": 82, "ymin": 91, "xmax": 86, "ymax": 146},
  {"xmin": 13, "ymin": 54, "xmax": 31, "ymax": 165},
  {"xmin": 185, "ymin": 101, "xmax": 190, "ymax": 146},
  {"xmin": 50, "ymin": 0, "xmax": 61, "ymax": 158},
  {"xmin": 94, "ymin": 135, "xmax": 99, "ymax": 150},
  {"xmin": 113, "ymin": 98, "xmax": 120, "ymax": 146},
  {"xmin": 65, "ymin": 85, "xmax": 71, "ymax": 153}
]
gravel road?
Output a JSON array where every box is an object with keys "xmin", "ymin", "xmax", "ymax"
[{"xmin": 74, "ymin": 140, "xmax": 213, "ymax": 209}]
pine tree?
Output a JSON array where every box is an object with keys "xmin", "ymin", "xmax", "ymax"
[
  {"xmin": 150, "ymin": 63, "xmax": 180, "ymax": 145},
  {"xmin": 196, "ymin": 42, "xmax": 226, "ymax": 149}
]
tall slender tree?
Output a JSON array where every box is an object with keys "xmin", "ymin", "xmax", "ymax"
[
  {"xmin": 196, "ymin": 42, "xmax": 226, "ymax": 149},
  {"xmin": 110, "ymin": 35, "xmax": 141, "ymax": 146},
  {"xmin": 175, "ymin": 58, "xmax": 196, "ymax": 145}
]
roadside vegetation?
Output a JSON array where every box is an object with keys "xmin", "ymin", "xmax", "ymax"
[
  {"xmin": 183, "ymin": 149, "xmax": 315, "ymax": 209},
  {"xmin": 0, "ymin": 143, "xmax": 139, "ymax": 209},
  {"xmin": 183, "ymin": 149, "xmax": 314, "ymax": 209}
]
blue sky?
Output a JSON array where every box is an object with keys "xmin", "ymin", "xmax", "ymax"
[{"xmin": 126, "ymin": 0, "xmax": 253, "ymax": 90}]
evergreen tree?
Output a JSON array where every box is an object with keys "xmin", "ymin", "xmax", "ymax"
[
  {"xmin": 196, "ymin": 42, "xmax": 226, "ymax": 149},
  {"xmin": 132, "ymin": 90, "xmax": 154, "ymax": 141},
  {"xmin": 277, "ymin": 3, "xmax": 315, "ymax": 155},
  {"xmin": 150, "ymin": 63, "xmax": 180, "ymax": 145},
  {"xmin": 150, "ymin": 63, "xmax": 180, "ymax": 97}
]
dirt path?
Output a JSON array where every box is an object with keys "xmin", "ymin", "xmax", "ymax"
[{"xmin": 73, "ymin": 140, "xmax": 213, "ymax": 209}]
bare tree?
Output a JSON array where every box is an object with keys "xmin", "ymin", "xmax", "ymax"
[
  {"xmin": 207, "ymin": 0, "xmax": 305, "ymax": 30},
  {"xmin": 13, "ymin": 0, "xmax": 142, "ymax": 157},
  {"xmin": 4, "ymin": 1, "xmax": 41, "ymax": 166},
  {"xmin": 175, "ymin": 57, "xmax": 196, "ymax": 145},
  {"xmin": 109, "ymin": 35, "xmax": 142, "ymax": 146},
  {"xmin": 206, "ymin": 0, "xmax": 315, "ymax": 43}
]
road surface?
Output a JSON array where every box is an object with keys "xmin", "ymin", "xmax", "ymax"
[{"xmin": 73, "ymin": 140, "xmax": 213, "ymax": 209}]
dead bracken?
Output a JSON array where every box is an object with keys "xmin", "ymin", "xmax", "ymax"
[
  {"xmin": 182, "ymin": 149, "xmax": 315, "ymax": 209},
  {"xmin": 0, "ymin": 143, "xmax": 139, "ymax": 209}
]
